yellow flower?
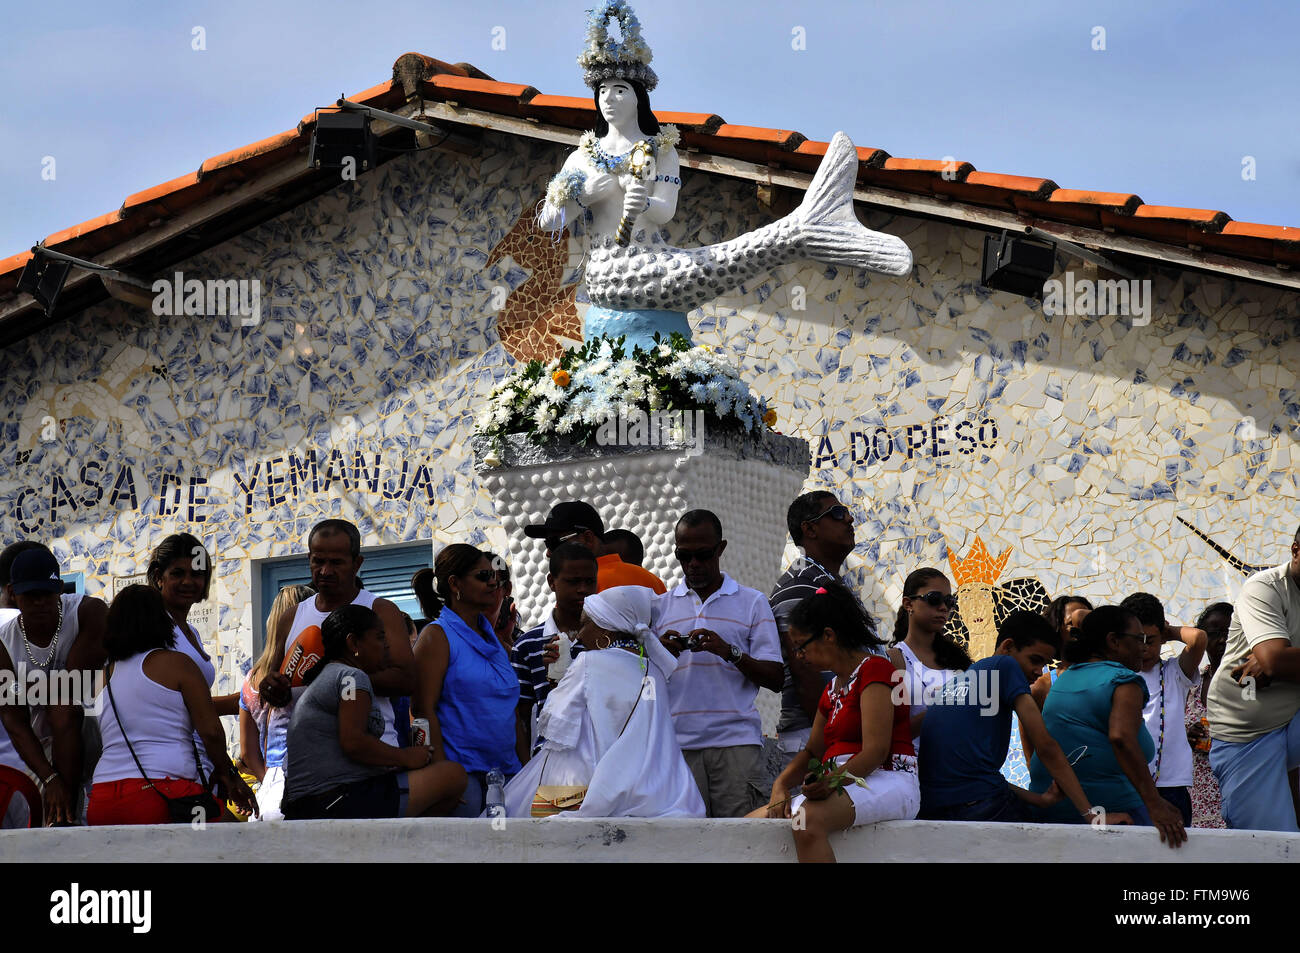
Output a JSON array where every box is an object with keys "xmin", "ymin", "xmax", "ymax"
[
  {"xmin": 553, "ymin": 370, "xmax": 571, "ymax": 388},
  {"xmin": 763, "ymin": 409, "xmax": 778, "ymax": 428}
]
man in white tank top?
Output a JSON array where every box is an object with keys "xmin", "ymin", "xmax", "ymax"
[
  {"xmin": 0, "ymin": 546, "xmax": 108, "ymax": 826},
  {"xmin": 253, "ymin": 520, "xmax": 415, "ymax": 820}
]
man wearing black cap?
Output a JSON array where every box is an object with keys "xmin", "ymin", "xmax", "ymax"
[
  {"xmin": 0, "ymin": 545, "xmax": 107, "ymax": 825},
  {"xmin": 525, "ymin": 501, "xmax": 666, "ymax": 595}
]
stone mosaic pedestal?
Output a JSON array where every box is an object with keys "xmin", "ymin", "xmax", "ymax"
[{"xmin": 472, "ymin": 429, "xmax": 811, "ymax": 737}]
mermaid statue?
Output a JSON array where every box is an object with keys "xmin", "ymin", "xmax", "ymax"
[{"xmin": 536, "ymin": 0, "xmax": 913, "ymax": 351}]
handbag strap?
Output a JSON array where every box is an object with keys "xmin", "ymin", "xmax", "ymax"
[{"xmin": 104, "ymin": 656, "xmax": 210, "ymax": 797}]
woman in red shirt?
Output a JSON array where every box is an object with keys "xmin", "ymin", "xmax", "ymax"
[{"xmin": 754, "ymin": 582, "xmax": 918, "ymax": 862}]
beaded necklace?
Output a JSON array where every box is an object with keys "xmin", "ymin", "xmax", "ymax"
[
  {"xmin": 578, "ymin": 126, "xmax": 679, "ymax": 176},
  {"xmin": 605, "ymin": 637, "xmax": 647, "ymax": 672},
  {"xmin": 1153, "ymin": 661, "xmax": 1166, "ymax": 781}
]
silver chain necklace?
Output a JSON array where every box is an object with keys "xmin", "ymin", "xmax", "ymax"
[{"xmin": 18, "ymin": 598, "xmax": 64, "ymax": 669}]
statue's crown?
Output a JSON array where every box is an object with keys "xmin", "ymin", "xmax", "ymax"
[
  {"xmin": 578, "ymin": 0, "xmax": 658, "ymax": 92},
  {"xmin": 947, "ymin": 536, "xmax": 1011, "ymax": 587}
]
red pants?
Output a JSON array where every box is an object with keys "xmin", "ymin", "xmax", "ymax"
[{"xmin": 88, "ymin": 778, "xmax": 205, "ymax": 825}]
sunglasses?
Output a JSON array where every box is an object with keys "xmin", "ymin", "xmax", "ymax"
[
  {"xmin": 546, "ymin": 528, "xmax": 588, "ymax": 550},
  {"xmin": 468, "ymin": 570, "xmax": 501, "ymax": 584},
  {"xmin": 804, "ymin": 504, "xmax": 851, "ymax": 525},
  {"xmin": 913, "ymin": 591, "xmax": 958, "ymax": 611},
  {"xmin": 1119, "ymin": 630, "xmax": 1157, "ymax": 646},
  {"xmin": 675, "ymin": 544, "xmax": 720, "ymax": 565}
]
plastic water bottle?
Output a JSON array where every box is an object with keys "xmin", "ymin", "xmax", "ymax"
[{"xmin": 485, "ymin": 768, "xmax": 506, "ymax": 818}]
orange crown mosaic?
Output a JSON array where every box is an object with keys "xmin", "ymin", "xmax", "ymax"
[{"xmin": 947, "ymin": 536, "xmax": 1011, "ymax": 587}]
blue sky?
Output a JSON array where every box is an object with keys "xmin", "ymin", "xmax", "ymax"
[{"xmin": 2, "ymin": 0, "xmax": 1296, "ymax": 256}]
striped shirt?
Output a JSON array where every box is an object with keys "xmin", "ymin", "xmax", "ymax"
[
  {"xmin": 511, "ymin": 620, "xmax": 555, "ymax": 711},
  {"xmin": 769, "ymin": 559, "xmax": 885, "ymax": 734},
  {"xmin": 656, "ymin": 573, "xmax": 783, "ymax": 750}
]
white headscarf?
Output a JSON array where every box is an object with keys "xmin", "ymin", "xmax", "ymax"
[{"xmin": 582, "ymin": 585, "xmax": 677, "ymax": 678}]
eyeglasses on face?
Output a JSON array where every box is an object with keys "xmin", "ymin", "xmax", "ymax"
[
  {"xmin": 467, "ymin": 569, "xmax": 501, "ymax": 585},
  {"xmin": 914, "ymin": 590, "xmax": 958, "ymax": 611},
  {"xmin": 674, "ymin": 543, "xmax": 720, "ymax": 565},
  {"xmin": 794, "ymin": 631, "xmax": 823, "ymax": 655},
  {"xmin": 804, "ymin": 503, "xmax": 850, "ymax": 525}
]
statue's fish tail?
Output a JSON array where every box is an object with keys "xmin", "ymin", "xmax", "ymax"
[{"xmin": 791, "ymin": 131, "xmax": 912, "ymax": 277}]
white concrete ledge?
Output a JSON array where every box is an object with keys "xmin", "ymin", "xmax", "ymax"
[{"xmin": 3, "ymin": 819, "xmax": 1296, "ymax": 863}]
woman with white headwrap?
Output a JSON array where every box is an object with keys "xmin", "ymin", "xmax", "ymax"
[{"xmin": 502, "ymin": 586, "xmax": 704, "ymax": 818}]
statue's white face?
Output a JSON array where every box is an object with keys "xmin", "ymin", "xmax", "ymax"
[{"xmin": 598, "ymin": 80, "xmax": 637, "ymax": 127}]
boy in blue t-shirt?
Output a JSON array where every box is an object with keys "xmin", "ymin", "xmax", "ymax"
[{"xmin": 918, "ymin": 611, "xmax": 1098, "ymax": 823}]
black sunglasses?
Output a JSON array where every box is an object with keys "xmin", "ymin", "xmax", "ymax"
[
  {"xmin": 545, "ymin": 528, "xmax": 588, "ymax": 550},
  {"xmin": 914, "ymin": 590, "xmax": 958, "ymax": 610},
  {"xmin": 804, "ymin": 504, "xmax": 850, "ymax": 525},
  {"xmin": 675, "ymin": 543, "xmax": 720, "ymax": 565},
  {"xmin": 468, "ymin": 570, "xmax": 500, "ymax": 584}
]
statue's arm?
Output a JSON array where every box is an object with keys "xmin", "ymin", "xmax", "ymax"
[
  {"xmin": 537, "ymin": 153, "xmax": 590, "ymax": 233},
  {"xmin": 641, "ymin": 146, "xmax": 680, "ymax": 226}
]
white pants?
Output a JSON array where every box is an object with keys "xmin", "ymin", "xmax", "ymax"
[
  {"xmin": 252, "ymin": 766, "xmax": 286, "ymax": 822},
  {"xmin": 792, "ymin": 754, "xmax": 920, "ymax": 826}
]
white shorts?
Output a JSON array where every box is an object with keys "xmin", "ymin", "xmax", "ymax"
[
  {"xmin": 792, "ymin": 753, "xmax": 920, "ymax": 826},
  {"xmin": 252, "ymin": 765, "xmax": 286, "ymax": 822}
]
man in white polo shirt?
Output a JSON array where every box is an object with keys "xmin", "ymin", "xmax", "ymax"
[{"xmin": 657, "ymin": 510, "xmax": 783, "ymax": 817}]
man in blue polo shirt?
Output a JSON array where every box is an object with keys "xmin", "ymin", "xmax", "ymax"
[{"xmin": 918, "ymin": 611, "xmax": 1097, "ymax": 823}]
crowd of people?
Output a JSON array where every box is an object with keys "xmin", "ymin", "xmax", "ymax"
[{"xmin": 0, "ymin": 496, "xmax": 1296, "ymax": 863}]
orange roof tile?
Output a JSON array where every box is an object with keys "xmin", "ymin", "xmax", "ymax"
[
  {"xmin": 1012, "ymin": 188, "xmax": 1142, "ymax": 229},
  {"xmin": 859, "ymin": 156, "xmax": 974, "ymax": 195},
  {"xmin": 1221, "ymin": 221, "xmax": 1300, "ymax": 241},
  {"xmin": 199, "ymin": 129, "xmax": 303, "ymax": 179},
  {"xmin": 709, "ymin": 125, "xmax": 803, "ymax": 148},
  {"xmin": 422, "ymin": 75, "xmax": 538, "ymax": 116},
  {"xmin": 122, "ymin": 171, "xmax": 202, "ymax": 213},
  {"xmin": 933, "ymin": 171, "xmax": 1057, "ymax": 211},
  {"xmin": 795, "ymin": 140, "xmax": 888, "ymax": 166},
  {"xmin": 0, "ymin": 251, "xmax": 33, "ymax": 279},
  {"xmin": 44, "ymin": 209, "xmax": 124, "ymax": 248},
  {"xmin": 652, "ymin": 111, "xmax": 723, "ymax": 133}
]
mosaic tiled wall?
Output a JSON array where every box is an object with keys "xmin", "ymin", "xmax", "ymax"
[{"xmin": 1, "ymin": 130, "xmax": 1298, "ymax": 724}]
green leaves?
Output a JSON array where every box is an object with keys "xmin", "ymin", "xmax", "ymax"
[{"xmin": 805, "ymin": 756, "xmax": 869, "ymax": 796}]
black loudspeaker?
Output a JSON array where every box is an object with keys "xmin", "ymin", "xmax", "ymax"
[
  {"xmin": 15, "ymin": 253, "xmax": 73, "ymax": 314},
  {"xmin": 980, "ymin": 231, "xmax": 1055, "ymax": 299},
  {"xmin": 309, "ymin": 111, "xmax": 377, "ymax": 173}
]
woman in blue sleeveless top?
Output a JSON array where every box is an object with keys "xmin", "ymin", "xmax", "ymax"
[{"xmin": 412, "ymin": 544, "xmax": 521, "ymax": 817}]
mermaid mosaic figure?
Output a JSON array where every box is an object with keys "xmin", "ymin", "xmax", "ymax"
[{"xmin": 536, "ymin": 0, "xmax": 913, "ymax": 351}]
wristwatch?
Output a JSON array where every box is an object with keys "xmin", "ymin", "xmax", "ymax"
[{"xmin": 729, "ymin": 644, "xmax": 743, "ymax": 664}]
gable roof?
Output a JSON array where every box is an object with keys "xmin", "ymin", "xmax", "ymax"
[{"xmin": 2, "ymin": 51, "xmax": 1297, "ymax": 342}]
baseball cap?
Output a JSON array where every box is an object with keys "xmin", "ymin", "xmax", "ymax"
[
  {"xmin": 10, "ymin": 549, "xmax": 64, "ymax": 595},
  {"xmin": 523, "ymin": 501, "xmax": 606, "ymax": 541}
]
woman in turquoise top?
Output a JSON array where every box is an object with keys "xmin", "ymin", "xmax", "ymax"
[
  {"xmin": 413, "ymin": 544, "xmax": 522, "ymax": 817},
  {"xmin": 1029, "ymin": 605, "xmax": 1186, "ymax": 847}
]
